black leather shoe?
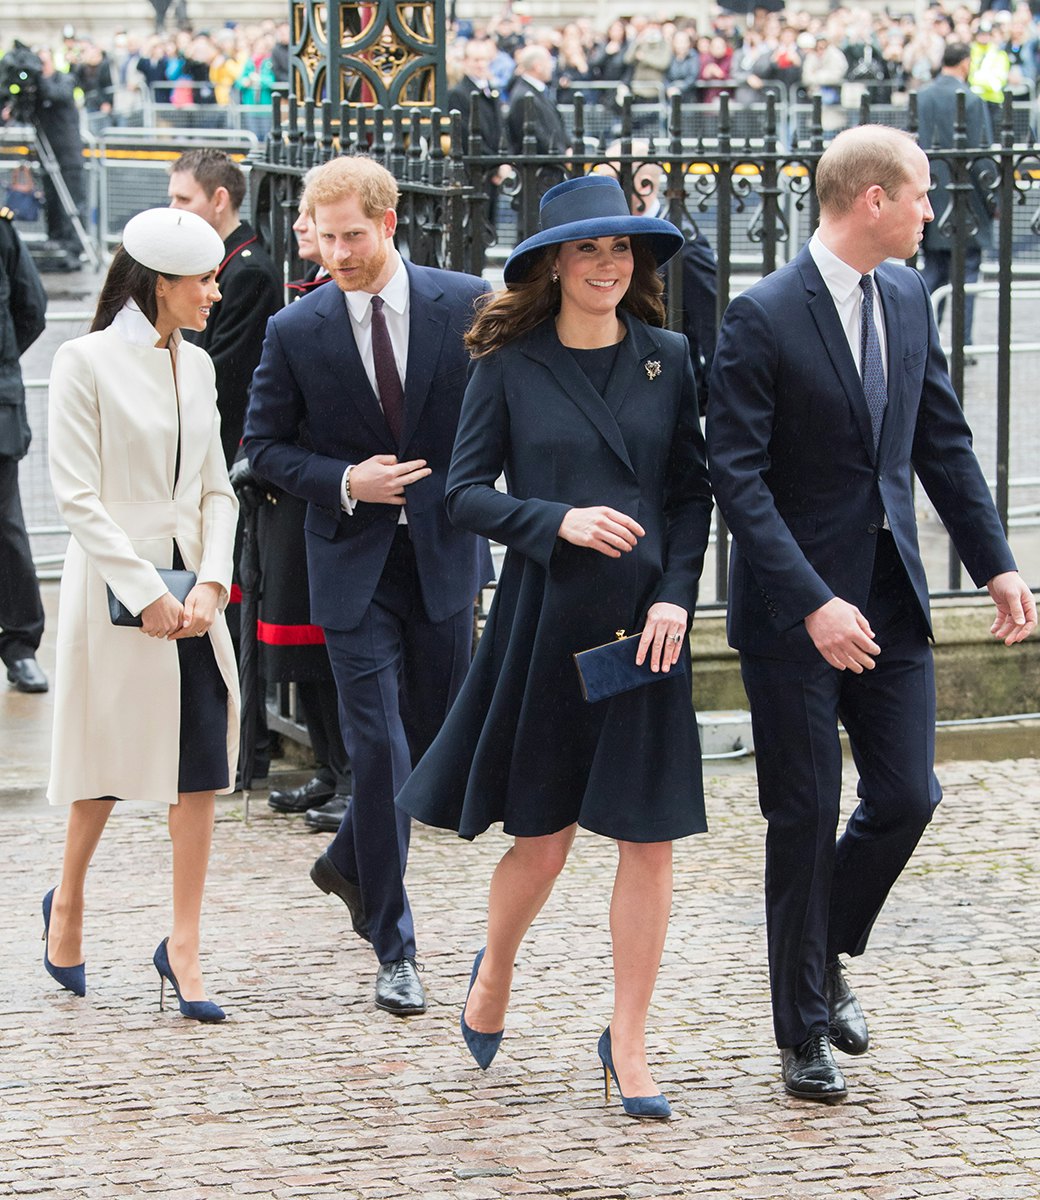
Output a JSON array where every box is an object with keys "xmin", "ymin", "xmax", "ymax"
[
  {"xmin": 309, "ymin": 852, "xmax": 370, "ymax": 942},
  {"xmin": 6, "ymin": 657, "xmax": 48, "ymax": 694},
  {"xmin": 781, "ymin": 1034, "xmax": 848, "ymax": 1102},
  {"xmin": 304, "ymin": 793, "xmax": 351, "ymax": 832},
  {"xmin": 268, "ymin": 776, "xmax": 335, "ymax": 814},
  {"xmin": 825, "ymin": 959, "xmax": 869, "ymax": 1056},
  {"xmin": 375, "ymin": 958, "xmax": 426, "ymax": 1016}
]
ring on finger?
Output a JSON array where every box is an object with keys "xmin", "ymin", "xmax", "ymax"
[{"xmin": 668, "ymin": 633, "xmax": 683, "ymax": 644}]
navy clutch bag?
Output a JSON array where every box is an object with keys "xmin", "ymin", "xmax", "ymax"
[
  {"xmin": 572, "ymin": 630, "xmax": 688, "ymax": 704},
  {"xmin": 107, "ymin": 569, "xmax": 197, "ymax": 627}
]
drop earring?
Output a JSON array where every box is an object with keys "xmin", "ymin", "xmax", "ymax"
[{"xmin": 551, "ymin": 270, "xmax": 559, "ymax": 283}]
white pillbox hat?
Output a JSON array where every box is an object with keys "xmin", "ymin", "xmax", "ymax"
[{"xmin": 122, "ymin": 207, "xmax": 225, "ymax": 275}]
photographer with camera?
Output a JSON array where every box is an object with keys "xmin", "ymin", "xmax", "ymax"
[{"xmin": 0, "ymin": 42, "xmax": 87, "ymax": 270}]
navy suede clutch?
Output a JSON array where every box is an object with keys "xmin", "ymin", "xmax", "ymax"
[
  {"xmin": 107, "ymin": 569, "xmax": 197, "ymax": 627},
  {"xmin": 572, "ymin": 630, "xmax": 688, "ymax": 704}
]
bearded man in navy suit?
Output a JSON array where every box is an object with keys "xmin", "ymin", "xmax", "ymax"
[
  {"xmin": 708, "ymin": 126, "xmax": 1035, "ymax": 1102},
  {"xmin": 243, "ymin": 157, "xmax": 492, "ymax": 1015}
]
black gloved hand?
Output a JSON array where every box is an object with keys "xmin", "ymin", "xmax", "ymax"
[{"xmin": 228, "ymin": 455, "xmax": 268, "ymax": 514}]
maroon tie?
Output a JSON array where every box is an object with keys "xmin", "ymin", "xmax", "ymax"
[{"xmin": 370, "ymin": 295, "xmax": 404, "ymax": 444}]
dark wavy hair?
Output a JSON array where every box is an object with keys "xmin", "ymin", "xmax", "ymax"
[
  {"xmin": 465, "ymin": 237, "xmax": 666, "ymax": 359},
  {"xmin": 90, "ymin": 246, "xmax": 180, "ymax": 333}
]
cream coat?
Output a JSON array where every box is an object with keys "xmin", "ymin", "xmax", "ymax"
[{"xmin": 47, "ymin": 308, "xmax": 240, "ymax": 806}]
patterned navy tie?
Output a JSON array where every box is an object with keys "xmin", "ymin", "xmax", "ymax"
[
  {"xmin": 859, "ymin": 274, "xmax": 887, "ymax": 449},
  {"xmin": 370, "ymin": 295, "xmax": 404, "ymax": 444}
]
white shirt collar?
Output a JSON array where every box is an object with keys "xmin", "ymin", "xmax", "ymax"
[
  {"xmin": 809, "ymin": 232, "xmax": 873, "ymax": 305},
  {"xmin": 110, "ymin": 299, "xmax": 182, "ymax": 349},
  {"xmin": 519, "ymin": 73, "xmax": 547, "ymax": 93},
  {"xmin": 343, "ymin": 252, "xmax": 408, "ymax": 323}
]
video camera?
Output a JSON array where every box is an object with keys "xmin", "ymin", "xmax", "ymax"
[{"xmin": 0, "ymin": 42, "xmax": 44, "ymax": 124}]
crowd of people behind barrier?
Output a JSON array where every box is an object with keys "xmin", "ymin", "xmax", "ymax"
[{"xmin": 7, "ymin": 2, "xmax": 1040, "ymax": 140}]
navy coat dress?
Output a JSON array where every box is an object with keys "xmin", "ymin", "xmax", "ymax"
[{"xmin": 396, "ymin": 312, "xmax": 713, "ymax": 843}]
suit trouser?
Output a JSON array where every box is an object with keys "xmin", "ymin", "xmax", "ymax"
[
  {"xmin": 0, "ymin": 459, "xmax": 45, "ymax": 667},
  {"xmin": 322, "ymin": 527, "xmax": 472, "ymax": 964},
  {"xmin": 740, "ymin": 533, "xmax": 942, "ymax": 1048}
]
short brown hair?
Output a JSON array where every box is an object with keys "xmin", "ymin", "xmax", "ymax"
[
  {"xmin": 815, "ymin": 125, "xmax": 917, "ymax": 215},
  {"xmin": 170, "ymin": 149, "xmax": 247, "ymax": 211},
  {"xmin": 303, "ymin": 156, "xmax": 399, "ymax": 220}
]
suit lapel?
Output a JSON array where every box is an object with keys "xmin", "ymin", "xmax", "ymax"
[
  {"xmin": 313, "ymin": 280, "xmax": 395, "ymax": 451},
  {"xmin": 522, "ymin": 318, "xmax": 636, "ymax": 476},
  {"xmin": 876, "ymin": 265, "xmax": 905, "ymax": 458},
  {"xmin": 401, "ymin": 263, "xmax": 449, "ymax": 450},
  {"xmin": 798, "ymin": 248, "xmax": 878, "ymax": 463},
  {"xmin": 604, "ymin": 311, "xmax": 660, "ymax": 423}
]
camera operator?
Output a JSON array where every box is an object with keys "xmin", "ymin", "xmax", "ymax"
[
  {"xmin": 0, "ymin": 43, "xmax": 87, "ymax": 269},
  {"xmin": 34, "ymin": 49, "xmax": 88, "ymax": 266}
]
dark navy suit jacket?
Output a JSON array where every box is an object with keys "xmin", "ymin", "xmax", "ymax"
[
  {"xmin": 707, "ymin": 244, "xmax": 1016, "ymax": 662},
  {"xmin": 242, "ymin": 260, "xmax": 493, "ymax": 631}
]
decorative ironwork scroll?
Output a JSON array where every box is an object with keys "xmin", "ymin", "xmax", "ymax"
[{"xmin": 291, "ymin": 0, "xmax": 446, "ymax": 111}]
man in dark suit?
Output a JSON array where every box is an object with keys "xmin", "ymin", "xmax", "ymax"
[
  {"xmin": 448, "ymin": 39, "xmax": 504, "ymax": 158},
  {"xmin": 917, "ymin": 42, "xmax": 993, "ymax": 352},
  {"xmin": 0, "ymin": 205, "xmax": 48, "ymax": 694},
  {"xmin": 707, "ymin": 126, "xmax": 1035, "ymax": 1103},
  {"xmin": 506, "ymin": 45, "xmax": 569, "ymax": 197},
  {"xmin": 243, "ymin": 156, "xmax": 493, "ymax": 1015},
  {"xmin": 168, "ymin": 149, "xmax": 282, "ymax": 467},
  {"xmin": 447, "ymin": 39, "xmax": 508, "ymax": 237}
]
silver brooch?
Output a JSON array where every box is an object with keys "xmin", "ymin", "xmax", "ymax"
[{"xmin": 645, "ymin": 360, "xmax": 662, "ymax": 381}]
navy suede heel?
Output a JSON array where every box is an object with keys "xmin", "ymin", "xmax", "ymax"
[
  {"xmin": 597, "ymin": 1027, "xmax": 671, "ymax": 1120},
  {"xmin": 153, "ymin": 938, "xmax": 226, "ymax": 1023},
  {"xmin": 42, "ymin": 888, "xmax": 86, "ymax": 997},
  {"xmin": 460, "ymin": 948, "xmax": 503, "ymax": 1070}
]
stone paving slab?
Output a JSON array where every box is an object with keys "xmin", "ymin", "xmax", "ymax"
[{"xmin": 2, "ymin": 758, "xmax": 1039, "ymax": 1199}]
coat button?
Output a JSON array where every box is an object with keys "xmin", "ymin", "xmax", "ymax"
[{"xmin": 867, "ymin": 523, "xmax": 878, "ymax": 534}]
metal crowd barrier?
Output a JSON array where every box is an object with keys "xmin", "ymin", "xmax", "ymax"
[{"xmin": 93, "ymin": 127, "xmax": 259, "ymax": 250}]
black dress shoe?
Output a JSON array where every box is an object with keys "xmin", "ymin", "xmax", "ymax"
[
  {"xmin": 781, "ymin": 1034, "xmax": 848, "ymax": 1102},
  {"xmin": 304, "ymin": 792, "xmax": 351, "ymax": 832},
  {"xmin": 6, "ymin": 658, "xmax": 48, "ymax": 694},
  {"xmin": 268, "ymin": 775, "xmax": 335, "ymax": 814},
  {"xmin": 375, "ymin": 958, "xmax": 426, "ymax": 1016},
  {"xmin": 309, "ymin": 852, "xmax": 370, "ymax": 941},
  {"xmin": 825, "ymin": 959, "xmax": 869, "ymax": 1055}
]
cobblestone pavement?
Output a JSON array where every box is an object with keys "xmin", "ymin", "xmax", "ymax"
[{"xmin": 2, "ymin": 752, "xmax": 1038, "ymax": 1200}]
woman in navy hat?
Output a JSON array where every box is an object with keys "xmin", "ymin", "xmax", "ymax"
[{"xmin": 397, "ymin": 175, "xmax": 713, "ymax": 1116}]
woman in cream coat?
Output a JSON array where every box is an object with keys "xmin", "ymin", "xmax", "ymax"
[{"xmin": 42, "ymin": 208, "xmax": 240, "ymax": 1022}]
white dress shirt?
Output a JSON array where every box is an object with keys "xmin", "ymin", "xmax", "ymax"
[
  {"xmin": 339, "ymin": 253, "xmax": 410, "ymax": 516},
  {"xmin": 808, "ymin": 233, "xmax": 888, "ymax": 383}
]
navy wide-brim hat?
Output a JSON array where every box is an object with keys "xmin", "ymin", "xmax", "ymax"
[{"xmin": 502, "ymin": 174, "xmax": 684, "ymax": 286}]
